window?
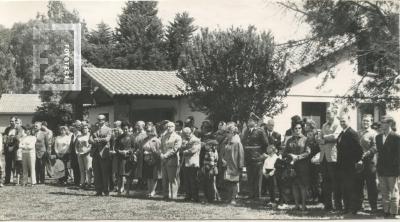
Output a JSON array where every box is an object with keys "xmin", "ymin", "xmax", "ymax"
[{"xmin": 302, "ymin": 102, "xmax": 328, "ymax": 128}]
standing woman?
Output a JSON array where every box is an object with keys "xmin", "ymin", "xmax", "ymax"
[
  {"xmin": 304, "ymin": 119, "xmax": 322, "ymax": 203},
  {"xmin": 54, "ymin": 126, "xmax": 72, "ymax": 185},
  {"xmin": 76, "ymin": 123, "xmax": 93, "ymax": 188},
  {"xmin": 284, "ymin": 121, "xmax": 311, "ymax": 211},
  {"xmin": 220, "ymin": 125, "xmax": 244, "ymax": 205},
  {"xmin": 19, "ymin": 126, "xmax": 37, "ymax": 186},
  {"xmin": 114, "ymin": 121, "xmax": 135, "ymax": 195},
  {"xmin": 141, "ymin": 123, "xmax": 161, "ymax": 197}
]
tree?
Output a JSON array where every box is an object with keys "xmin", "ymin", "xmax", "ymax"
[
  {"xmin": 114, "ymin": 1, "xmax": 167, "ymax": 70},
  {"xmin": 165, "ymin": 12, "xmax": 197, "ymax": 70},
  {"xmin": 278, "ymin": 0, "xmax": 400, "ymax": 108},
  {"xmin": 83, "ymin": 21, "xmax": 116, "ymax": 67},
  {"xmin": 178, "ymin": 26, "xmax": 291, "ymax": 123}
]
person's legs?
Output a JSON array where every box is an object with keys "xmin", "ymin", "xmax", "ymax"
[
  {"xmin": 161, "ymin": 164, "xmax": 169, "ymax": 198},
  {"xmin": 266, "ymin": 175, "xmax": 276, "ymax": 203},
  {"xmin": 329, "ymin": 163, "xmax": 342, "ymax": 210},
  {"xmin": 22, "ymin": 153, "xmax": 28, "ymax": 185},
  {"xmin": 100, "ymin": 157, "xmax": 111, "ymax": 195},
  {"xmin": 247, "ymin": 164, "xmax": 256, "ymax": 198},
  {"xmin": 364, "ymin": 167, "xmax": 378, "ymax": 211},
  {"xmin": 30, "ymin": 152, "xmax": 36, "ymax": 185},
  {"xmin": 183, "ymin": 166, "xmax": 192, "ymax": 199},
  {"xmin": 4, "ymin": 151, "xmax": 13, "ymax": 184},
  {"xmin": 191, "ymin": 167, "xmax": 199, "ymax": 201},
  {"xmin": 353, "ymin": 171, "xmax": 364, "ymax": 211},
  {"xmin": 387, "ymin": 176, "xmax": 399, "ymax": 215},
  {"xmin": 292, "ymin": 183, "xmax": 300, "ymax": 209},
  {"xmin": 167, "ymin": 165, "xmax": 179, "ymax": 199},
  {"xmin": 92, "ymin": 156, "xmax": 103, "ymax": 194},
  {"xmin": 300, "ymin": 184, "xmax": 307, "ymax": 210},
  {"xmin": 77, "ymin": 154, "xmax": 85, "ymax": 185},
  {"xmin": 320, "ymin": 159, "xmax": 333, "ymax": 209}
]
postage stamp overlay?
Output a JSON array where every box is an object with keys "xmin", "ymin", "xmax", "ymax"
[{"xmin": 33, "ymin": 23, "xmax": 81, "ymax": 91}]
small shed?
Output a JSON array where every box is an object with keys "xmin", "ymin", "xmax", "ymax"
[{"xmin": 0, "ymin": 94, "xmax": 42, "ymax": 132}]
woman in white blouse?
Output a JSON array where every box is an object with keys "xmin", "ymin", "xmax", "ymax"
[
  {"xmin": 54, "ymin": 126, "xmax": 72, "ymax": 184},
  {"xmin": 76, "ymin": 123, "xmax": 92, "ymax": 188},
  {"xmin": 18, "ymin": 126, "xmax": 37, "ymax": 186}
]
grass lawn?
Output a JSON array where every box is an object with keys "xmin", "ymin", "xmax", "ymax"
[{"xmin": 0, "ymin": 179, "xmax": 386, "ymax": 220}]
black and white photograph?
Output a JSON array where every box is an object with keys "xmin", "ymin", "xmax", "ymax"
[{"xmin": 0, "ymin": 0, "xmax": 399, "ymax": 220}]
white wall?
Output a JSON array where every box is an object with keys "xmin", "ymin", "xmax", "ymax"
[
  {"xmin": 130, "ymin": 97, "xmax": 207, "ymax": 129},
  {"xmin": 272, "ymin": 57, "xmax": 361, "ymax": 136}
]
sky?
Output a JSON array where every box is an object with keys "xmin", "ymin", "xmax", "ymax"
[{"xmin": 0, "ymin": 0, "xmax": 311, "ymax": 43}]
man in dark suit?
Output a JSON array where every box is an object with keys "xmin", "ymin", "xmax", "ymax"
[
  {"xmin": 69, "ymin": 121, "xmax": 82, "ymax": 186},
  {"xmin": 261, "ymin": 118, "xmax": 282, "ymax": 200},
  {"xmin": 376, "ymin": 115, "xmax": 400, "ymax": 219},
  {"xmin": 336, "ymin": 114, "xmax": 363, "ymax": 215},
  {"xmin": 90, "ymin": 115, "xmax": 112, "ymax": 196}
]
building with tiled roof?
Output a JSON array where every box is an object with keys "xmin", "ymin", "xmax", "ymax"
[
  {"xmin": 62, "ymin": 67, "xmax": 206, "ymax": 127},
  {"xmin": 0, "ymin": 94, "xmax": 42, "ymax": 132}
]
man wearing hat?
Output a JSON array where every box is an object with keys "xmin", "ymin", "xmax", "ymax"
[
  {"xmin": 90, "ymin": 114, "xmax": 112, "ymax": 196},
  {"xmin": 242, "ymin": 112, "xmax": 269, "ymax": 200}
]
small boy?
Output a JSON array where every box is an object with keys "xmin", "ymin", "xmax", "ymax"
[
  {"xmin": 262, "ymin": 144, "xmax": 279, "ymax": 204},
  {"xmin": 201, "ymin": 140, "xmax": 220, "ymax": 202}
]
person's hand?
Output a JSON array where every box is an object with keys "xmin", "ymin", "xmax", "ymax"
[
  {"xmin": 269, "ymin": 171, "xmax": 274, "ymax": 177},
  {"xmin": 221, "ymin": 159, "xmax": 227, "ymax": 167}
]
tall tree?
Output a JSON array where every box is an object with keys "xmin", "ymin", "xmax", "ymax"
[
  {"xmin": 84, "ymin": 21, "xmax": 116, "ymax": 67},
  {"xmin": 278, "ymin": 0, "xmax": 400, "ymax": 108},
  {"xmin": 165, "ymin": 12, "xmax": 197, "ymax": 70},
  {"xmin": 114, "ymin": 1, "xmax": 167, "ymax": 70},
  {"xmin": 178, "ymin": 26, "xmax": 291, "ymax": 123}
]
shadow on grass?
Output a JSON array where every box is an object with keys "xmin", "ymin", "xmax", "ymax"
[{"xmin": 49, "ymin": 191, "xmax": 94, "ymax": 197}]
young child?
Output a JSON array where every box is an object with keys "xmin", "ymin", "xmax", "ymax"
[
  {"xmin": 202, "ymin": 140, "xmax": 220, "ymax": 202},
  {"xmin": 262, "ymin": 144, "xmax": 279, "ymax": 205}
]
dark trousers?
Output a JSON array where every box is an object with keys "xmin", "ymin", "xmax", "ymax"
[
  {"xmin": 338, "ymin": 169, "xmax": 357, "ymax": 212},
  {"xmin": 70, "ymin": 152, "xmax": 80, "ymax": 185},
  {"xmin": 35, "ymin": 156, "xmax": 46, "ymax": 184},
  {"xmin": 263, "ymin": 171, "xmax": 276, "ymax": 202},
  {"xmin": 354, "ymin": 163, "xmax": 378, "ymax": 211},
  {"xmin": 183, "ymin": 166, "xmax": 199, "ymax": 201},
  {"xmin": 247, "ymin": 164, "xmax": 262, "ymax": 198},
  {"xmin": 93, "ymin": 156, "xmax": 111, "ymax": 194},
  {"xmin": 321, "ymin": 159, "xmax": 342, "ymax": 210},
  {"xmin": 4, "ymin": 151, "xmax": 15, "ymax": 184}
]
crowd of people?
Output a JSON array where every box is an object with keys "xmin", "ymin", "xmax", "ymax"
[{"xmin": 1, "ymin": 108, "xmax": 399, "ymax": 218}]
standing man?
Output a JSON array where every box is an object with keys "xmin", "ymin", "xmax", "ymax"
[
  {"xmin": 242, "ymin": 113, "xmax": 269, "ymax": 200},
  {"xmin": 110, "ymin": 120, "xmax": 123, "ymax": 191},
  {"xmin": 181, "ymin": 127, "xmax": 201, "ymax": 202},
  {"xmin": 69, "ymin": 120, "xmax": 82, "ymax": 186},
  {"xmin": 41, "ymin": 121, "xmax": 54, "ymax": 178},
  {"xmin": 90, "ymin": 114, "xmax": 112, "ymax": 196},
  {"xmin": 3, "ymin": 117, "xmax": 18, "ymax": 184},
  {"xmin": 376, "ymin": 115, "xmax": 400, "ymax": 219},
  {"xmin": 318, "ymin": 108, "xmax": 342, "ymax": 211},
  {"xmin": 336, "ymin": 113, "xmax": 363, "ymax": 215},
  {"xmin": 34, "ymin": 121, "xmax": 52, "ymax": 184},
  {"xmin": 132, "ymin": 121, "xmax": 147, "ymax": 191},
  {"xmin": 355, "ymin": 114, "xmax": 378, "ymax": 213},
  {"xmin": 160, "ymin": 121, "xmax": 182, "ymax": 200}
]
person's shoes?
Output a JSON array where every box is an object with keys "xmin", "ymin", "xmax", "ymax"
[
  {"xmin": 95, "ymin": 192, "xmax": 102, "ymax": 196},
  {"xmin": 183, "ymin": 197, "xmax": 191, "ymax": 202},
  {"xmin": 103, "ymin": 192, "xmax": 110, "ymax": 196},
  {"xmin": 293, "ymin": 206, "xmax": 301, "ymax": 211},
  {"xmin": 229, "ymin": 200, "xmax": 237, "ymax": 205},
  {"xmin": 0, "ymin": 183, "xmax": 3, "ymax": 187}
]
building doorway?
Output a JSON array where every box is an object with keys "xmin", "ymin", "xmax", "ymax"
[{"xmin": 302, "ymin": 102, "xmax": 328, "ymax": 128}]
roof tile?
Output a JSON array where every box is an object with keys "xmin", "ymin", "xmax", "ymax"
[{"xmin": 0, "ymin": 94, "xmax": 42, "ymax": 114}]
